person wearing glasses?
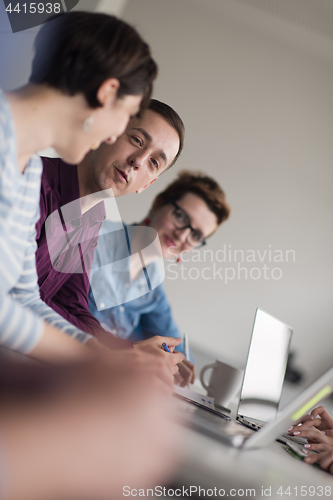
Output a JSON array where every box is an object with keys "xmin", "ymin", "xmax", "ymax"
[{"xmin": 88, "ymin": 171, "xmax": 230, "ymax": 386}]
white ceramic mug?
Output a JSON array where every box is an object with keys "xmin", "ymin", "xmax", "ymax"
[{"xmin": 200, "ymin": 359, "xmax": 244, "ymax": 408}]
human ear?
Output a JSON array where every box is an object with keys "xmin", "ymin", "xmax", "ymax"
[
  {"xmin": 96, "ymin": 78, "xmax": 120, "ymax": 106},
  {"xmin": 136, "ymin": 177, "xmax": 157, "ymax": 194}
]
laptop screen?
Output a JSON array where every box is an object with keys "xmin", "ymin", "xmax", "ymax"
[{"xmin": 237, "ymin": 308, "xmax": 292, "ymax": 423}]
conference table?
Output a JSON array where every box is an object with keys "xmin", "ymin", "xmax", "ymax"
[
  {"xmin": 163, "ymin": 374, "xmax": 333, "ymax": 499},
  {"xmin": 169, "ymin": 422, "xmax": 333, "ymax": 499}
]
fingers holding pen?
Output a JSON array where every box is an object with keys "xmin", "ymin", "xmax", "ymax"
[
  {"xmin": 161, "ymin": 341, "xmax": 184, "ymax": 373},
  {"xmin": 133, "ymin": 336, "xmax": 184, "ymax": 380}
]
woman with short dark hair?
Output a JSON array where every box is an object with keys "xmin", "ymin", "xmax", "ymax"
[{"xmin": 0, "ymin": 11, "xmax": 157, "ymax": 360}]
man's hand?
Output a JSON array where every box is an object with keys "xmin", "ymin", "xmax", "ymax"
[
  {"xmin": 133, "ymin": 336, "xmax": 184, "ymax": 376},
  {"xmin": 88, "ymin": 335, "xmax": 185, "ymax": 390},
  {"xmin": 87, "ymin": 336, "xmax": 178, "ymax": 392},
  {"xmin": 175, "ymin": 359, "xmax": 196, "ymax": 387},
  {"xmin": 288, "ymin": 406, "xmax": 333, "ymax": 441}
]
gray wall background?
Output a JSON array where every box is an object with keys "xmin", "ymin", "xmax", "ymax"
[
  {"xmin": 118, "ymin": 0, "xmax": 333, "ymax": 381},
  {"xmin": 1, "ymin": 0, "xmax": 333, "ymax": 381}
]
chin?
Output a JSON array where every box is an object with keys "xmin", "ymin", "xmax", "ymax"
[
  {"xmin": 61, "ymin": 151, "xmax": 86, "ymax": 165},
  {"xmin": 164, "ymin": 247, "xmax": 178, "ymax": 260}
]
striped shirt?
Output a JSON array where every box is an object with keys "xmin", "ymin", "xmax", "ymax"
[{"xmin": 0, "ymin": 89, "xmax": 92, "ymax": 353}]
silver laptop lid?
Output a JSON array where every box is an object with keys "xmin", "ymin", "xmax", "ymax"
[{"xmin": 237, "ymin": 308, "xmax": 293, "ymax": 423}]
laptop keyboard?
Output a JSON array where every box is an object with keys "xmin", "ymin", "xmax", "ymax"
[
  {"xmin": 238, "ymin": 417, "xmax": 307, "ymax": 445},
  {"xmin": 280, "ymin": 434, "xmax": 307, "ymax": 445}
]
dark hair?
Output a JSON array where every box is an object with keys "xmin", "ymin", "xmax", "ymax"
[
  {"xmin": 156, "ymin": 170, "xmax": 230, "ymax": 225},
  {"xmin": 29, "ymin": 12, "xmax": 157, "ymax": 110},
  {"xmin": 147, "ymin": 99, "xmax": 185, "ymax": 168}
]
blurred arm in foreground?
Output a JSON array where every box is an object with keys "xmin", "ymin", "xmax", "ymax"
[{"xmin": 0, "ymin": 352, "xmax": 181, "ymax": 500}]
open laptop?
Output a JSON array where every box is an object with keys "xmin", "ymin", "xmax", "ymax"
[
  {"xmin": 176, "ymin": 364, "xmax": 333, "ymax": 449},
  {"xmin": 235, "ymin": 308, "xmax": 292, "ymax": 429},
  {"xmin": 175, "ymin": 307, "xmax": 295, "ymax": 444},
  {"xmin": 176, "ymin": 308, "xmax": 292, "ymax": 428}
]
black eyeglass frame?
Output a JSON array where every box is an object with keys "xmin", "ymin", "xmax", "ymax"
[{"xmin": 168, "ymin": 199, "xmax": 207, "ymax": 248}]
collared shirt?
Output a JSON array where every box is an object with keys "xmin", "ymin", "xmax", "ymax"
[
  {"xmin": 0, "ymin": 89, "xmax": 91, "ymax": 353},
  {"xmin": 88, "ymin": 220, "xmax": 185, "ymax": 354},
  {"xmin": 36, "ymin": 158, "xmax": 133, "ymax": 350}
]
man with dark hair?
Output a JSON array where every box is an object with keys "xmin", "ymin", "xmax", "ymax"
[{"xmin": 35, "ymin": 100, "xmax": 185, "ymax": 354}]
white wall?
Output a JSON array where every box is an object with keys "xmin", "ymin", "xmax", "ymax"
[{"xmin": 115, "ymin": 0, "xmax": 333, "ymax": 380}]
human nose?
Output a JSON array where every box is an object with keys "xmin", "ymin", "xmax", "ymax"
[
  {"xmin": 128, "ymin": 150, "xmax": 149, "ymax": 169},
  {"xmin": 174, "ymin": 226, "xmax": 191, "ymax": 244}
]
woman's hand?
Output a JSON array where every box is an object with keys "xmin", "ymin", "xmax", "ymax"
[
  {"xmin": 304, "ymin": 449, "xmax": 333, "ymax": 472},
  {"xmin": 288, "ymin": 406, "xmax": 333, "ymax": 441},
  {"xmin": 291, "ymin": 426, "xmax": 333, "ymax": 448},
  {"xmin": 301, "ymin": 430, "xmax": 333, "ymax": 473}
]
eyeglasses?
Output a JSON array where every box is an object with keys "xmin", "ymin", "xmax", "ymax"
[{"xmin": 169, "ymin": 199, "xmax": 207, "ymax": 248}]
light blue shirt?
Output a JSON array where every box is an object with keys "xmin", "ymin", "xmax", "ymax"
[{"xmin": 88, "ymin": 220, "xmax": 186, "ymax": 355}]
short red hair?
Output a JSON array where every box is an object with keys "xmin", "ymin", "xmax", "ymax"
[{"xmin": 155, "ymin": 170, "xmax": 230, "ymax": 225}]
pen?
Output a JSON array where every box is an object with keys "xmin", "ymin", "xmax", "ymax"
[
  {"xmin": 162, "ymin": 342, "xmax": 171, "ymax": 353},
  {"xmin": 183, "ymin": 333, "xmax": 189, "ymax": 361},
  {"xmin": 183, "ymin": 333, "xmax": 190, "ymax": 388}
]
